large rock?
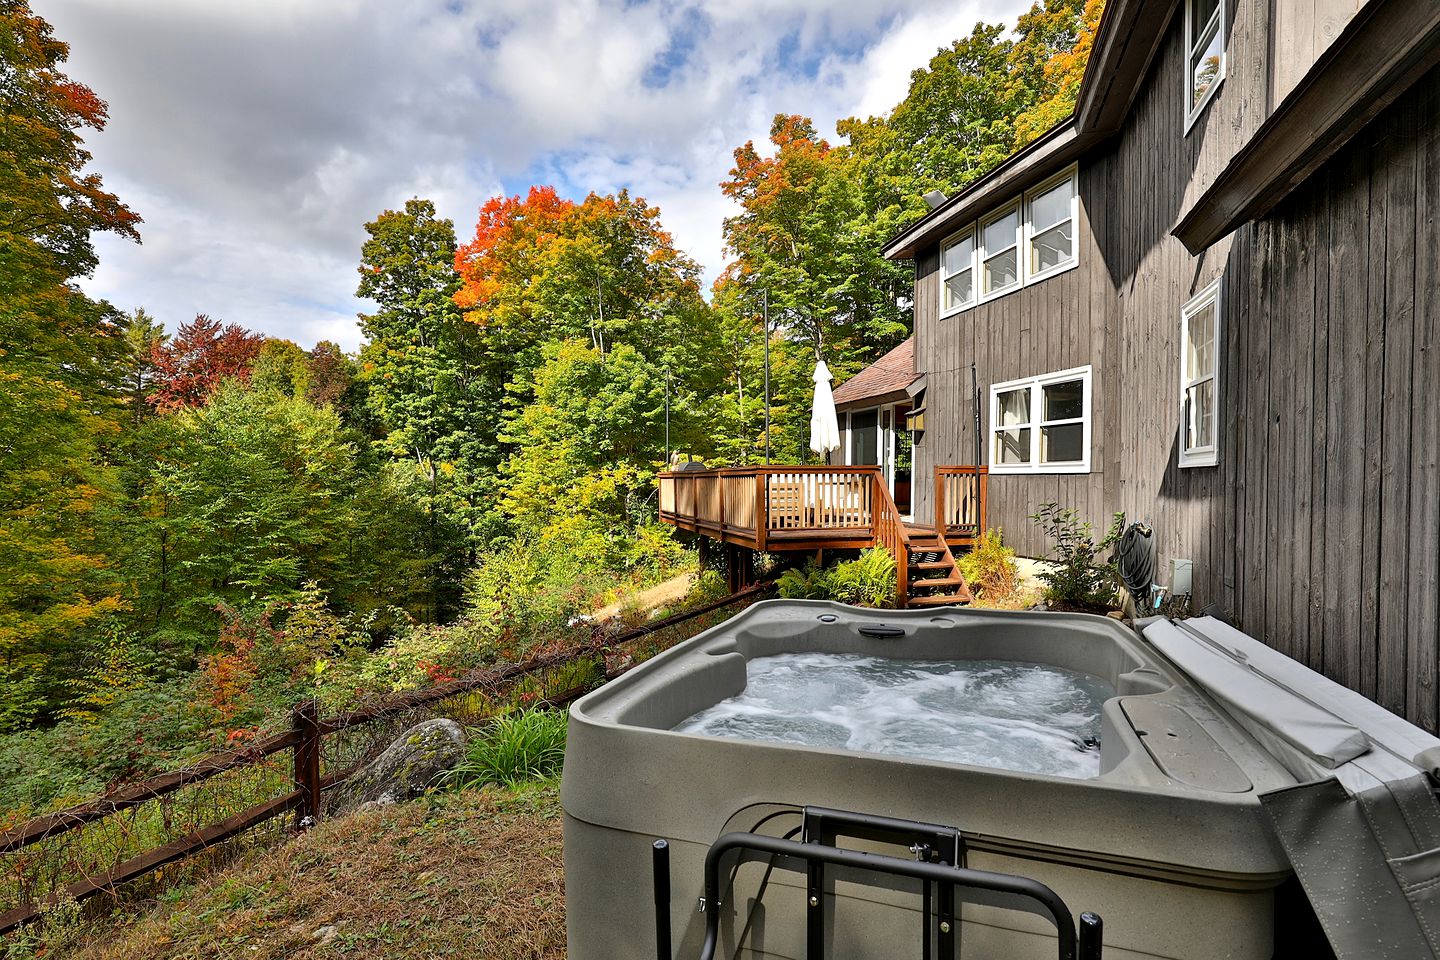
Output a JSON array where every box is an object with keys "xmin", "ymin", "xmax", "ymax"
[{"xmin": 340, "ymin": 718, "xmax": 466, "ymax": 809}]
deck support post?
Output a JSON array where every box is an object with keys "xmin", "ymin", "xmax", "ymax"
[{"xmin": 725, "ymin": 544, "xmax": 756, "ymax": 593}]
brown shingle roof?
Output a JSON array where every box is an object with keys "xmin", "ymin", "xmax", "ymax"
[{"xmin": 831, "ymin": 338, "xmax": 917, "ymax": 408}]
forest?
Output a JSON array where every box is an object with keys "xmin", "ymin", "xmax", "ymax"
[{"xmin": 0, "ymin": 0, "xmax": 1100, "ymax": 817}]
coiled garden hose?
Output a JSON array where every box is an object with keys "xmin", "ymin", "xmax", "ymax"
[{"xmin": 1117, "ymin": 522, "xmax": 1155, "ymax": 613}]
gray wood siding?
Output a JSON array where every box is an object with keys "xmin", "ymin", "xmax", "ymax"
[
  {"xmin": 906, "ymin": 0, "xmax": 1440, "ymax": 727},
  {"xmin": 912, "ymin": 198, "xmax": 1106, "ymax": 559},
  {"xmin": 1223, "ymin": 73, "xmax": 1440, "ymax": 728},
  {"xmin": 1270, "ymin": 0, "xmax": 1366, "ymax": 107}
]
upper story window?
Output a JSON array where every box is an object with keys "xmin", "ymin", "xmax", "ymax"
[
  {"xmin": 1186, "ymin": 0, "xmax": 1225, "ymax": 127},
  {"xmin": 938, "ymin": 165, "xmax": 1079, "ymax": 318},
  {"xmin": 989, "ymin": 365, "xmax": 1092, "ymax": 474},
  {"xmin": 979, "ymin": 204, "xmax": 1022, "ymax": 301},
  {"xmin": 1025, "ymin": 172, "xmax": 1077, "ymax": 281},
  {"xmin": 939, "ymin": 229, "xmax": 975, "ymax": 315},
  {"xmin": 1179, "ymin": 280, "xmax": 1221, "ymax": 467}
]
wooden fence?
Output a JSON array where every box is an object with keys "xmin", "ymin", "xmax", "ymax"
[{"xmin": 0, "ymin": 584, "xmax": 770, "ymax": 936}]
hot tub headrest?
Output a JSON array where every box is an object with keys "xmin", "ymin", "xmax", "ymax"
[{"xmin": 1142, "ymin": 618, "xmax": 1370, "ymax": 771}]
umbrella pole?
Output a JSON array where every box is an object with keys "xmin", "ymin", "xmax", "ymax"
[{"xmin": 763, "ymin": 288, "xmax": 771, "ymax": 465}]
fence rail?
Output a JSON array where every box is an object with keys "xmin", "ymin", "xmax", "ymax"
[{"xmin": 0, "ymin": 584, "xmax": 770, "ymax": 936}]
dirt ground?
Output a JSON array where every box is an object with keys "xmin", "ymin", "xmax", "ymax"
[{"xmin": 591, "ymin": 571, "xmax": 696, "ymax": 622}]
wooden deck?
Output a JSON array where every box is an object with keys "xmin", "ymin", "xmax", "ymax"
[
  {"xmin": 657, "ymin": 465, "xmax": 987, "ymax": 607},
  {"xmin": 657, "ymin": 465, "xmax": 987, "ymax": 552}
]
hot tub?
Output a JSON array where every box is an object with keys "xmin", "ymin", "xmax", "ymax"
[{"xmin": 562, "ymin": 601, "xmax": 1300, "ymax": 959}]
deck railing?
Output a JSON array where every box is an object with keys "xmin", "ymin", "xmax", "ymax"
[
  {"xmin": 658, "ymin": 466, "xmax": 881, "ymax": 551},
  {"xmin": 870, "ymin": 474, "xmax": 911, "ymax": 607},
  {"xmin": 933, "ymin": 466, "xmax": 988, "ymax": 544},
  {"xmin": 660, "ymin": 464, "xmax": 988, "ymax": 551}
]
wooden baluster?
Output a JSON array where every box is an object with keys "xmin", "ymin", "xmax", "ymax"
[
  {"xmin": 977, "ymin": 469, "xmax": 988, "ymax": 538},
  {"xmin": 934, "ymin": 468, "xmax": 946, "ymax": 537},
  {"xmin": 756, "ymin": 472, "xmax": 768, "ymax": 550}
]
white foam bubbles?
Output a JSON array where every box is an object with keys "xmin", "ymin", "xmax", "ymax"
[{"xmin": 673, "ymin": 653, "xmax": 1113, "ymax": 779}]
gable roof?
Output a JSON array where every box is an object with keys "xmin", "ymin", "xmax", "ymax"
[
  {"xmin": 884, "ymin": 0, "xmax": 1440, "ymax": 261},
  {"xmin": 883, "ymin": 0, "xmax": 1178, "ymax": 261},
  {"xmin": 832, "ymin": 339, "xmax": 917, "ymax": 409}
]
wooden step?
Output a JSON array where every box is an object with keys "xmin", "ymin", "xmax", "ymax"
[
  {"xmin": 911, "ymin": 576, "xmax": 967, "ymax": 590},
  {"xmin": 908, "ymin": 560, "xmax": 952, "ymax": 571},
  {"xmin": 907, "ymin": 593, "xmax": 967, "ymax": 607}
]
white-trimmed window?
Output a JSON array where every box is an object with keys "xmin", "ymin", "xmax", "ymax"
[
  {"xmin": 934, "ymin": 167, "xmax": 1079, "ymax": 315},
  {"xmin": 1179, "ymin": 280, "xmax": 1221, "ymax": 467},
  {"xmin": 1185, "ymin": 0, "xmax": 1225, "ymax": 128},
  {"xmin": 989, "ymin": 366, "xmax": 1092, "ymax": 474},
  {"xmin": 939, "ymin": 228, "xmax": 975, "ymax": 316},
  {"xmin": 978, "ymin": 203, "xmax": 1021, "ymax": 301},
  {"xmin": 1025, "ymin": 171, "xmax": 1077, "ymax": 280}
]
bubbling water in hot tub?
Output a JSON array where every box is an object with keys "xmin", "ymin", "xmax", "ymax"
[{"xmin": 674, "ymin": 652, "xmax": 1113, "ymax": 779}]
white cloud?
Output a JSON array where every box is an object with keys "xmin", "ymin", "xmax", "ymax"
[{"xmin": 39, "ymin": 0, "xmax": 1028, "ymax": 350}]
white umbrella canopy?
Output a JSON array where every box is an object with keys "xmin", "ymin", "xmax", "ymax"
[{"xmin": 809, "ymin": 360, "xmax": 842, "ymax": 458}]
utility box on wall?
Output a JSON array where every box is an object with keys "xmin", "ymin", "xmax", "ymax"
[{"xmin": 1172, "ymin": 558, "xmax": 1193, "ymax": 597}]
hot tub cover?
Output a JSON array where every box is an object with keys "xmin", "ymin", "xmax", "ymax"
[{"xmin": 1144, "ymin": 617, "xmax": 1440, "ymax": 959}]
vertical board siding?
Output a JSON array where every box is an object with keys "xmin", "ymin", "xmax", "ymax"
[
  {"xmin": 1378, "ymin": 106, "xmax": 1417, "ymax": 716},
  {"xmin": 1408, "ymin": 77, "xmax": 1440, "ymax": 732},
  {"xmin": 904, "ymin": 0, "xmax": 1438, "ymax": 727},
  {"xmin": 1225, "ymin": 78, "xmax": 1436, "ymax": 724}
]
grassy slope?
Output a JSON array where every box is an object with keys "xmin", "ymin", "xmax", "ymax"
[{"xmin": 55, "ymin": 785, "xmax": 565, "ymax": 960}]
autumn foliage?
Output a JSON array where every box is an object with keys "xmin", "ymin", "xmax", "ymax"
[
  {"xmin": 454, "ymin": 186, "xmax": 701, "ymax": 351},
  {"xmin": 147, "ymin": 314, "xmax": 265, "ymax": 412},
  {"xmin": 0, "ymin": 0, "xmax": 143, "ymax": 727},
  {"xmin": 453, "ymin": 186, "xmax": 577, "ymax": 317}
]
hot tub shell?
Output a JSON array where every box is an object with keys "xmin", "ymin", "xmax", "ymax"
[{"xmin": 562, "ymin": 601, "xmax": 1302, "ymax": 959}]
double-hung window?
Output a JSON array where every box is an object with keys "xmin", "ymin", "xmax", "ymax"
[
  {"xmin": 939, "ymin": 229, "xmax": 975, "ymax": 316},
  {"xmin": 1179, "ymin": 280, "xmax": 1221, "ymax": 467},
  {"xmin": 978, "ymin": 204, "xmax": 1021, "ymax": 301},
  {"xmin": 938, "ymin": 167, "xmax": 1078, "ymax": 315},
  {"xmin": 1025, "ymin": 172, "xmax": 1077, "ymax": 280},
  {"xmin": 1185, "ymin": 0, "xmax": 1225, "ymax": 127},
  {"xmin": 990, "ymin": 366, "xmax": 1092, "ymax": 474}
]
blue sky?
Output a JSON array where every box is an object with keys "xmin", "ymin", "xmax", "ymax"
[{"xmin": 41, "ymin": 0, "xmax": 1025, "ymax": 350}]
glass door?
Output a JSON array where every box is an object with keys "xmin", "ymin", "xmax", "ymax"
[
  {"xmin": 849, "ymin": 410, "xmax": 879, "ymax": 465},
  {"xmin": 847, "ymin": 406, "xmax": 912, "ymax": 518},
  {"xmin": 888, "ymin": 403, "xmax": 912, "ymax": 517}
]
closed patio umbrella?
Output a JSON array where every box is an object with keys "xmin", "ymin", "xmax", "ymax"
[{"xmin": 809, "ymin": 360, "xmax": 841, "ymax": 458}]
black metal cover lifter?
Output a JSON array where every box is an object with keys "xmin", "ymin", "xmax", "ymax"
[{"xmin": 693, "ymin": 830, "xmax": 1099, "ymax": 960}]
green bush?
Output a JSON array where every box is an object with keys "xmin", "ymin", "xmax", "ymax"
[
  {"xmin": 448, "ymin": 709, "xmax": 568, "ymax": 789},
  {"xmin": 1028, "ymin": 503, "xmax": 1125, "ymax": 610},
  {"xmin": 828, "ymin": 548, "xmax": 896, "ymax": 607},
  {"xmin": 685, "ymin": 570, "xmax": 730, "ymax": 607},
  {"xmin": 777, "ymin": 559, "xmax": 832, "ymax": 600},
  {"xmin": 958, "ymin": 529, "xmax": 1019, "ymax": 600},
  {"xmin": 776, "ymin": 548, "xmax": 896, "ymax": 608}
]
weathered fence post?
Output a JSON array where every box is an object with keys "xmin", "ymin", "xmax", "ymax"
[{"xmin": 292, "ymin": 699, "xmax": 322, "ymax": 829}]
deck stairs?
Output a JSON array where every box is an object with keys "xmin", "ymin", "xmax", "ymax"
[{"xmin": 902, "ymin": 525, "xmax": 973, "ymax": 607}]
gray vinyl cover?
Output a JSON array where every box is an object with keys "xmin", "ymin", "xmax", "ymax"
[{"xmin": 1143, "ymin": 617, "xmax": 1440, "ymax": 959}]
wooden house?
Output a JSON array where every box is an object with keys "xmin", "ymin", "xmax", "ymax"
[{"xmin": 661, "ymin": 0, "xmax": 1440, "ymax": 729}]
